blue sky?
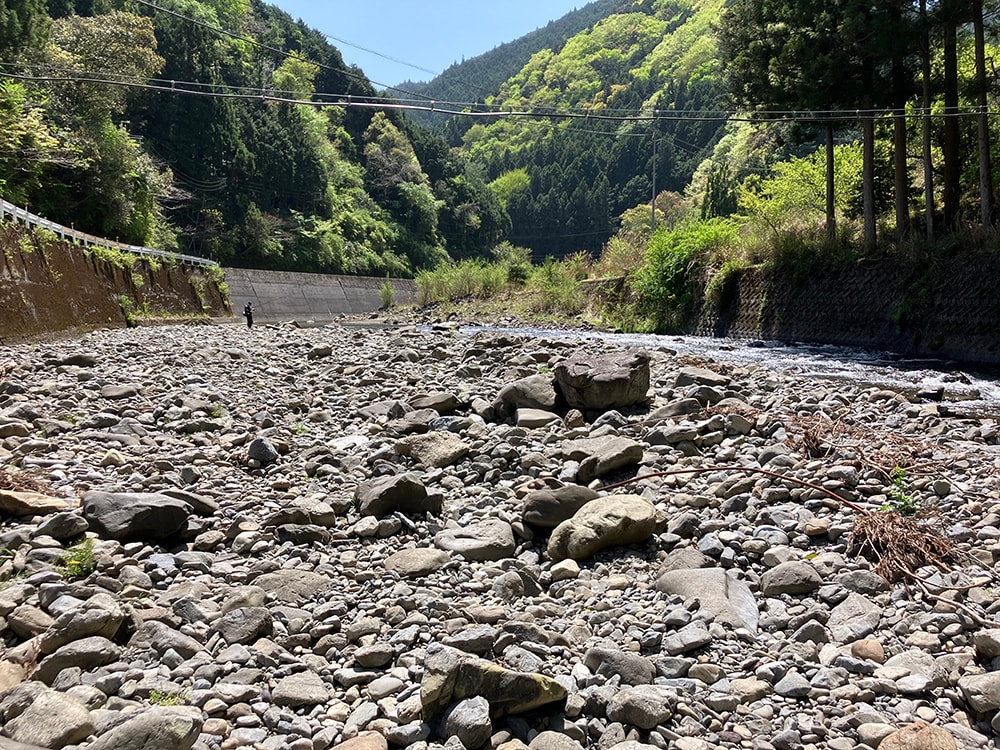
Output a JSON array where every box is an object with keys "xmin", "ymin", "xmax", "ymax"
[{"xmin": 273, "ymin": 1, "xmax": 588, "ymax": 88}]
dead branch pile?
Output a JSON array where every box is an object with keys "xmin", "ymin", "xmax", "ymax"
[{"xmin": 848, "ymin": 510, "xmax": 956, "ymax": 582}]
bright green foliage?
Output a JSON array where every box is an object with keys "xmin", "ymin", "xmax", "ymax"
[
  {"xmin": 58, "ymin": 538, "xmax": 95, "ymax": 579},
  {"xmin": 881, "ymin": 467, "xmax": 920, "ymax": 516},
  {"xmin": 739, "ymin": 144, "xmax": 864, "ymax": 241},
  {"xmin": 700, "ymin": 163, "xmax": 738, "ymax": 219},
  {"xmin": 634, "ymin": 218, "xmax": 739, "ymax": 332},
  {"xmin": 415, "ymin": 259, "xmax": 508, "ymax": 304},
  {"xmin": 273, "ymin": 52, "xmax": 319, "ymax": 100},
  {"xmin": 379, "ymin": 276, "xmax": 395, "ymax": 308},
  {"xmin": 490, "ymin": 169, "xmax": 531, "ymax": 210},
  {"xmin": 403, "ymin": 0, "xmax": 628, "ymax": 129},
  {"xmin": 45, "ymin": 11, "xmax": 164, "ymax": 126},
  {"xmin": 0, "ymin": 80, "xmax": 58, "ymax": 204},
  {"xmin": 526, "ymin": 255, "xmax": 587, "ymax": 315},
  {"xmin": 491, "ymin": 241, "xmax": 533, "ymax": 284}
]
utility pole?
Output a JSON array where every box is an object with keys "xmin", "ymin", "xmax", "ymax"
[{"xmin": 651, "ymin": 138, "xmax": 660, "ymax": 233}]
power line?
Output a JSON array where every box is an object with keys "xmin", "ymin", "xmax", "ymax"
[{"xmin": 4, "ymin": 65, "xmax": 993, "ymax": 126}]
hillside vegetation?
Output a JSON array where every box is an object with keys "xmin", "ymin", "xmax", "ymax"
[
  {"xmin": 0, "ymin": 0, "xmax": 507, "ymax": 275},
  {"xmin": 397, "ymin": 0, "xmax": 632, "ymax": 129}
]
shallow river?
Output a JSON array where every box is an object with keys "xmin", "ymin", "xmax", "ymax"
[{"xmin": 456, "ymin": 325, "xmax": 1000, "ymax": 420}]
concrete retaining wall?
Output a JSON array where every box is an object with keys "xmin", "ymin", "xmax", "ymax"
[
  {"xmin": 0, "ymin": 223, "xmax": 228, "ymax": 342},
  {"xmin": 690, "ymin": 252, "xmax": 1000, "ymax": 364},
  {"xmin": 224, "ymin": 268, "xmax": 417, "ymax": 323}
]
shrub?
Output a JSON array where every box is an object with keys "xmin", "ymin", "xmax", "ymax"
[
  {"xmin": 379, "ymin": 276, "xmax": 395, "ymax": 308},
  {"xmin": 634, "ymin": 218, "xmax": 739, "ymax": 332},
  {"xmin": 117, "ymin": 294, "xmax": 137, "ymax": 327}
]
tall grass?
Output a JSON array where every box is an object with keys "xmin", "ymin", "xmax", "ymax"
[{"xmin": 415, "ymin": 259, "xmax": 508, "ymax": 305}]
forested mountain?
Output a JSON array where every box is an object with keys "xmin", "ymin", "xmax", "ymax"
[
  {"xmin": 396, "ymin": 0, "xmax": 633, "ymax": 130},
  {"xmin": 445, "ymin": 0, "xmax": 732, "ymax": 258},
  {"xmin": 0, "ymin": 0, "xmax": 508, "ymax": 274}
]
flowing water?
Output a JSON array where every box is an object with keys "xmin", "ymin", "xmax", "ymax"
[{"xmin": 456, "ymin": 325, "xmax": 1000, "ymax": 420}]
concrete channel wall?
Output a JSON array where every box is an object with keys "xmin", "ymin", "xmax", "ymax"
[{"xmin": 223, "ymin": 268, "xmax": 417, "ymax": 323}]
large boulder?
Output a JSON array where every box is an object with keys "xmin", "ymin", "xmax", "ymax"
[
  {"xmin": 521, "ymin": 485, "xmax": 600, "ymax": 529},
  {"xmin": 355, "ymin": 473, "xmax": 440, "ymax": 517},
  {"xmin": 421, "ymin": 644, "xmax": 567, "ymax": 718},
  {"xmin": 38, "ymin": 593, "xmax": 124, "ymax": 654},
  {"xmin": 33, "ymin": 636, "xmax": 121, "ymax": 684},
  {"xmin": 493, "ymin": 374, "xmax": 557, "ymax": 420},
  {"xmin": 554, "ymin": 350, "xmax": 651, "ymax": 412},
  {"xmin": 0, "ymin": 682, "xmax": 94, "ymax": 749},
  {"xmin": 84, "ymin": 706, "xmax": 203, "ymax": 750},
  {"xmin": 878, "ymin": 722, "xmax": 957, "ymax": 750},
  {"xmin": 547, "ymin": 494, "xmax": 657, "ymax": 562},
  {"xmin": 562, "ymin": 435, "xmax": 644, "ymax": 484},
  {"xmin": 82, "ymin": 491, "xmax": 191, "ymax": 542}
]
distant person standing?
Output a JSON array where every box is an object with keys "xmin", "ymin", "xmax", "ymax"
[{"xmin": 243, "ymin": 301, "xmax": 254, "ymax": 329}]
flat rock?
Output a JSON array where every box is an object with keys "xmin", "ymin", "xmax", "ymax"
[
  {"xmin": 436, "ymin": 519, "xmax": 516, "ymax": 561},
  {"xmin": 0, "ymin": 490, "xmax": 77, "ymax": 516},
  {"xmin": 384, "ymin": 547, "xmax": 451, "ymax": 577},
  {"xmin": 273, "ymin": 670, "xmax": 330, "ymax": 707},
  {"xmin": 252, "ymin": 569, "xmax": 332, "ymax": 605},
  {"xmin": 655, "ymin": 568, "xmax": 759, "ymax": 633},
  {"xmin": 395, "ymin": 431, "xmax": 470, "ymax": 468}
]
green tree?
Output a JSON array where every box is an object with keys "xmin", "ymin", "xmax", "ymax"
[
  {"xmin": 45, "ymin": 10, "xmax": 164, "ymax": 126},
  {"xmin": 0, "ymin": 0, "xmax": 49, "ymax": 61},
  {"xmin": 718, "ymin": 0, "xmax": 862, "ymax": 243},
  {"xmin": 0, "ymin": 80, "xmax": 59, "ymax": 204}
]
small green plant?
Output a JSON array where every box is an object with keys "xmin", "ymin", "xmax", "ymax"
[
  {"xmin": 292, "ymin": 421, "xmax": 309, "ymax": 434},
  {"xmin": 149, "ymin": 689, "xmax": 188, "ymax": 706},
  {"xmin": 58, "ymin": 539, "xmax": 96, "ymax": 580},
  {"xmin": 379, "ymin": 276, "xmax": 395, "ymax": 309},
  {"xmin": 118, "ymin": 294, "xmax": 137, "ymax": 327},
  {"xmin": 881, "ymin": 467, "xmax": 920, "ymax": 515}
]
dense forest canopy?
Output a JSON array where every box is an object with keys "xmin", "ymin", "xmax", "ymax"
[{"xmin": 0, "ymin": 0, "xmax": 999, "ymax": 276}]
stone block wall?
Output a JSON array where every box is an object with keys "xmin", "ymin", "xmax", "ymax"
[{"xmin": 691, "ymin": 253, "xmax": 1000, "ymax": 364}]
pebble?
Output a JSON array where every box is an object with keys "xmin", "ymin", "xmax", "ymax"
[{"xmin": 0, "ymin": 319, "xmax": 998, "ymax": 750}]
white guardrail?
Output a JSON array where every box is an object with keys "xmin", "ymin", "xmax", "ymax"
[{"xmin": 0, "ymin": 197, "xmax": 219, "ymax": 267}]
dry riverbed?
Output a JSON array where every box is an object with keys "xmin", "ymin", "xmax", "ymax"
[{"xmin": 1, "ymin": 318, "xmax": 1000, "ymax": 750}]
